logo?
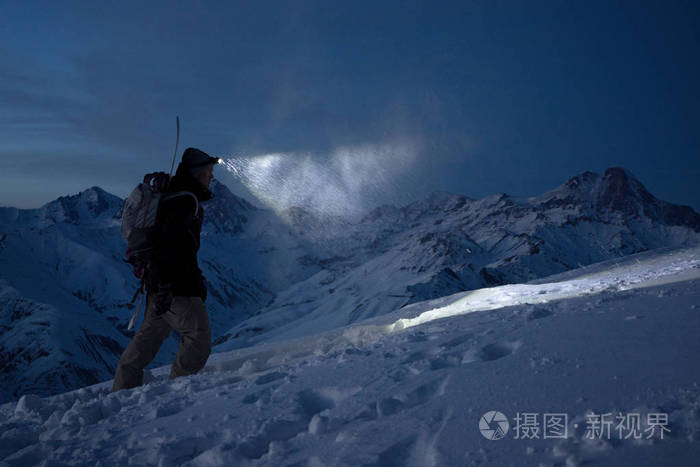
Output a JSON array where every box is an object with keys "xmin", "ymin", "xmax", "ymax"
[{"xmin": 479, "ymin": 411, "xmax": 510, "ymax": 440}]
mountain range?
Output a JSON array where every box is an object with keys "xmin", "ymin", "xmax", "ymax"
[{"xmin": 1, "ymin": 167, "xmax": 698, "ymax": 402}]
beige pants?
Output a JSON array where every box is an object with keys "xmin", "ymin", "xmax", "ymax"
[{"xmin": 112, "ymin": 295, "xmax": 211, "ymax": 391}]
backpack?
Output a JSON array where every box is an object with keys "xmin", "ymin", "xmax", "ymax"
[{"xmin": 121, "ymin": 171, "xmax": 199, "ymax": 328}]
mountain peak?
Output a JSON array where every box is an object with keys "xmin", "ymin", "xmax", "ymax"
[
  {"xmin": 596, "ymin": 166, "xmax": 655, "ymax": 215},
  {"xmin": 534, "ymin": 166, "xmax": 650, "ymax": 212},
  {"xmin": 38, "ymin": 186, "xmax": 123, "ymax": 226},
  {"xmin": 52, "ymin": 186, "xmax": 121, "ymax": 206},
  {"xmin": 603, "ymin": 166, "xmax": 637, "ymax": 180},
  {"xmin": 530, "ymin": 166, "xmax": 699, "ymax": 229}
]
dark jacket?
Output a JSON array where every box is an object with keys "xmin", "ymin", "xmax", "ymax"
[{"xmin": 146, "ymin": 164, "xmax": 212, "ymax": 298}]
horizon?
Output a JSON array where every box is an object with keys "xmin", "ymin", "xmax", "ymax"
[{"xmin": 3, "ymin": 164, "xmax": 699, "ymax": 215}]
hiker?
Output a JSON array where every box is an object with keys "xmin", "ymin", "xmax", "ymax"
[{"xmin": 112, "ymin": 148, "xmax": 218, "ymax": 391}]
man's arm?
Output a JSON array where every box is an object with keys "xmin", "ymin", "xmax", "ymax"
[{"xmin": 148, "ymin": 196, "xmax": 197, "ymax": 312}]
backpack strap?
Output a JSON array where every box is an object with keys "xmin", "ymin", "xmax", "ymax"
[{"xmin": 163, "ymin": 191, "xmax": 199, "ymax": 218}]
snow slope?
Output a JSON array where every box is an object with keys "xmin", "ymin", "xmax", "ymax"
[{"xmin": 2, "ymin": 246, "xmax": 699, "ymax": 466}]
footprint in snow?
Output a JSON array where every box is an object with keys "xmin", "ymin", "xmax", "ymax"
[
  {"xmin": 428, "ymin": 355, "xmax": 462, "ymax": 370},
  {"xmin": 526, "ymin": 307, "xmax": 553, "ymax": 321},
  {"xmin": 462, "ymin": 340, "xmax": 522, "ymax": 363},
  {"xmin": 478, "ymin": 341, "xmax": 522, "ymax": 361},
  {"xmin": 295, "ymin": 389, "xmax": 336, "ymax": 418}
]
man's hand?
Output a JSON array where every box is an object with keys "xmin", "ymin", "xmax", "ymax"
[{"xmin": 154, "ymin": 284, "xmax": 173, "ymax": 315}]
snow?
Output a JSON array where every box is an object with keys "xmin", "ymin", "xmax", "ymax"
[{"xmin": 2, "ymin": 246, "xmax": 699, "ymax": 466}]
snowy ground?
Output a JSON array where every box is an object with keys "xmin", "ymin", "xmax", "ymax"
[{"xmin": 1, "ymin": 247, "xmax": 699, "ymax": 466}]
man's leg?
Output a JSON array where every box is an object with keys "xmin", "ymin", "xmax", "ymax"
[
  {"xmin": 112, "ymin": 294, "xmax": 171, "ymax": 391},
  {"xmin": 164, "ymin": 296, "xmax": 211, "ymax": 379}
]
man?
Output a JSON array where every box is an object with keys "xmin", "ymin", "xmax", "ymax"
[{"xmin": 112, "ymin": 147, "xmax": 218, "ymax": 391}]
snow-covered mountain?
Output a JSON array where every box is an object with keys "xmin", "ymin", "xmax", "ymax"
[
  {"xmin": 0, "ymin": 188, "xmax": 132, "ymax": 403},
  {"xmin": 219, "ymin": 167, "xmax": 700, "ymax": 349},
  {"xmin": 1, "ymin": 245, "xmax": 698, "ymax": 466},
  {"xmin": 1, "ymin": 167, "xmax": 698, "ymax": 403},
  {"xmin": 0, "ymin": 182, "xmax": 310, "ymax": 403}
]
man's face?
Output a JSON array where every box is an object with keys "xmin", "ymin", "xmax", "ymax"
[{"xmin": 195, "ymin": 164, "xmax": 214, "ymax": 189}]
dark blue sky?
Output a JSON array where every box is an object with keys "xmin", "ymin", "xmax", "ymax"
[{"xmin": 1, "ymin": 0, "xmax": 699, "ymax": 211}]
